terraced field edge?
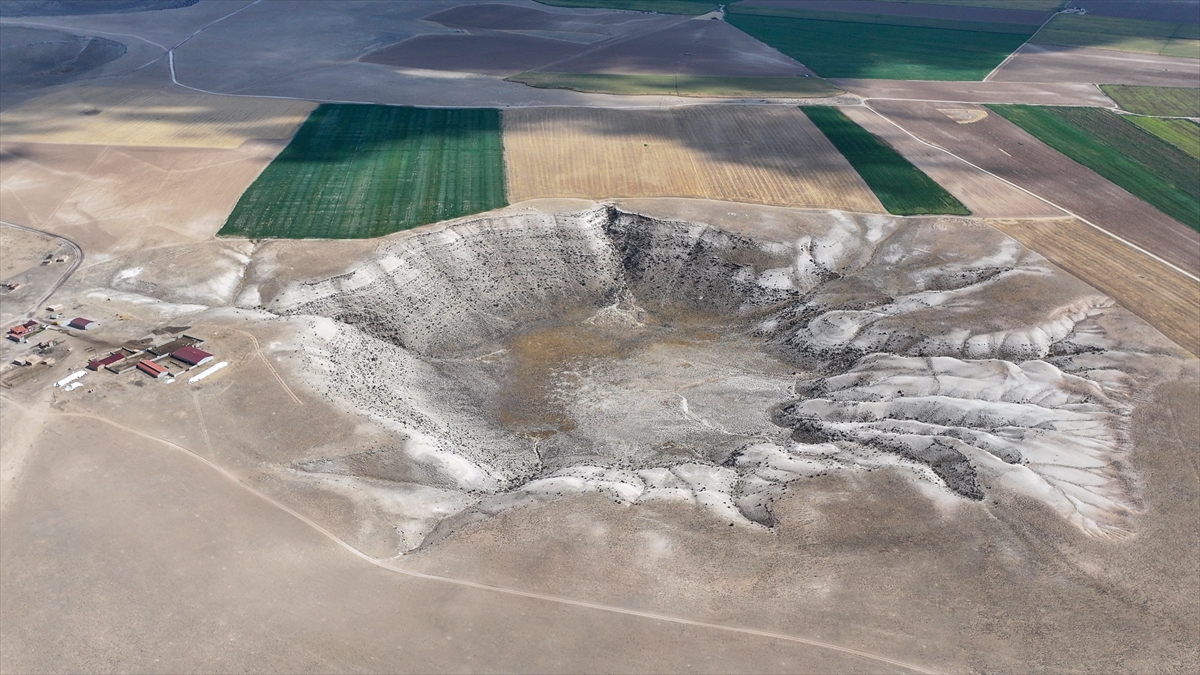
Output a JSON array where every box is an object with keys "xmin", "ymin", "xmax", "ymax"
[
  {"xmin": 989, "ymin": 104, "xmax": 1200, "ymax": 230},
  {"xmin": 505, "ymin": 72, "xmax": 841, "ymax": 98},
  {"xmin": 219, "ymin": 104, "xmax": 507, "ymax": 239},
  {"xmin": 801, "ymin": 105, "xmax": 970, "ymax": 216}
]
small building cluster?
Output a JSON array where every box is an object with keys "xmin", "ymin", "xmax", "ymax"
[{"xmin": 6, "ymin": 320, "xmax": 43, "ymax": 343}]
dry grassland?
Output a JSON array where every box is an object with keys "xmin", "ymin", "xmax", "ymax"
[
  {"xmin": 503, "ymin": 106, "xmax": 884, "ymax": 212},
  {"xmin": 0, "ymin": 141, "xmax": 288, "ymax": 257},
  {"xmin": 989, "ymin": 217, "xmax": 1200, "ymax": 356},
  {"xmin": 0, "ymin": 87, "xmax": 314, "ymax": 149}
]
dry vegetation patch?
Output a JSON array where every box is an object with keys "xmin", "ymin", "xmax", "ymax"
[
  {"xmin": 0, "ymin": 87, "xmax": 314, "ymax": 149},
  {"xmin": 503, "ymin": 106, "xmax": 883, "ymax": 212}
]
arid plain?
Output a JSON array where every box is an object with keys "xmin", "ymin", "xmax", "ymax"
[{"xmin": 2, "ymin": 1, "xmax": 1198, "ymax": 674}]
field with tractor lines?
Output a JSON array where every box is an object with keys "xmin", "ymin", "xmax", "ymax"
[
  {"xmin": 219, "ymin": 105, "xmax": 506, "ymax": 239},
  {"xmin": 802, "ymin": 106, "xmax": 970, "ymax": 216},
  {"xmin": 502, "ymin": 106, "xmax": 883, "ymax": 212},
  {"xmin": 1100, "ymin": 84, "xmax": 1200, "ymax": 117},
  {"xmin": 989, "ymin": 105, "xmax": 1200, "ymax": 230}
]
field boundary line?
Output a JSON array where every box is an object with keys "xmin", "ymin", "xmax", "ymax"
[
  {"xmin": 983, "ymin": 9, "xmax": 1062, "ymax": 82},
  {"xmin": 858, "ymin": 101, "xmax": 1200, "ymax": 285},
  {"xmin": 12, "ymin": 401, "xmax": 940, "ymax": 675}
]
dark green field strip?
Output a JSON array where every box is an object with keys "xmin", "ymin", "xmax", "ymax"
[
  {"xmin": 505, "ymin": 72, "xmax": 841, "ymax": 98},
  {"xmin": 1100, "ymin": 85, "xmax": 1200, "ymax": 118},
  {"xmin": 220, "ymin": 105, "xmax": 506, "ymax": 239},
  {"xmin": 1127, "ymin": 117, "xmax": 1200, "ymax": 160},
  {"xmin": 533, "ymin": 0, "xmax": 718, "ymax": 14},
  {"xmin": 801, "ymin": 106, "xmax": 970, "ymax": 216},
  {"xmin": 726, "ymin": 13, "xmax": 1029, "ymax": 80},
  {"xmin": 728, "ymin": 5, "xmax": 1034, "ymax": 34},
  {"xmin": 989, "ymin": 105, "xmax": 1200, "ymax": 230},
  {"xmin": 872, "ymin": 0, "xmax": 1063, "ymax": 10}
]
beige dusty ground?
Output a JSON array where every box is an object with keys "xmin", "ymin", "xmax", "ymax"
[
  {"xmin": 830, "ymin": 79, "xmax": 1116, "ymax": 106},
  {"xmin": 0, "ymin": 139, "xmax": 289, "ymax": 261},
  {"xmin": 1, "ymin": 200, "xmax": 1196, "ymax": 672},
  {"xmin": 0, "ymin": 86, "xmax": 314, "ymax": 148},
  {"xmin": 0, "ymin": 222, "xmax": 57, "ymax": 279},
  {"xmin": 504, "ymin": 106, "xmax": 883, "ymax": 212}
]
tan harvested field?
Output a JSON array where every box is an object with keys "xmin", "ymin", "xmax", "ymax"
[
  {"xmin": 867, "ymin": 98, "xmax": 1200, "ymax": 276},
  {"xmin": 839, "ymin": 105, "xmax": 1062, "ymax": 218},
  {"xmin": 832, "ymin": 78, "xmax": 1115, "ymax": 106},
  {"xmin": 504, "ymin": 106, "xmax": 884, "ymax": 212},
  {"xmin": 991, "ymin": 43, "xmax": 1200, "ymax": 86},
  {"xmin": 0, "ymin": 140, "xmax": 288, "ymax": 259},
  {"xmin": 989, "ymin": 217, "xmax": 1200, "ymax": 356},
  {"xmin": 0, "ymin": 86, "xmax": 314, "ymax": 149}
]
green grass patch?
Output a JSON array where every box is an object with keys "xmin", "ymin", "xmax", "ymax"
[
  {"xmin": 1032, "ymin": 14, "xmax": 1200, "ymax": 57},
  {"xmin": 728, "ymin": 5, "xmax": 1033, "ymax": 34},
  {"xmin": 726, "ymin": 13, "xmax": 1031, "ymax": 80},
  {"xmin": 1127, "ymin": 117, "xmax": 1200, "ymax": 159},
  {"xmin": 1100, "ymin": 85, "xmax": 1200, "ymax": 117},
  {"xmin": 219, "ymin": 104, "xmax": 506, "ymax": 239},
  {"xmin": 989, "ymin": 105, "xmax": 1200, "ymax": 230},
  {"xmin": 505, "ymin": 71, "xmax": 841, "ymax": 98},
  {"xmin": 533, "ymin": 0, "xmax": 718, "ymax": 14},
  {"xmin": 801, "ymin": 105, "xmax": 970, "ymax": 216}
]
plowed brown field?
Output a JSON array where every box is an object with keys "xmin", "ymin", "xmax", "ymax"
[
  {"xmin": 503, "ymin": 106, "xmax": 883, "ymax": 212},
  {"xmin": 867, "ymin": 98, "xmax": 1200, "ymax": 276},
  {"xmin": 990, "ymin": 217, "xmax": 1200, "ymax": 356},
  {"xmin": 840, "ymin": 106, "xmax": 1061, "ymax": 218}
]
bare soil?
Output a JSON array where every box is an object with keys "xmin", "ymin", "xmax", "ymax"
[
  {"xmin": 839, "ymin": 105, "xmax": 1062, "ymax": 218},
  {"xmin": 0, "ymin": 25, "xmax": 125, "ymax": 94},
  {"xmin": 1064, "ymin": 0, "xmax": 1200, "ymax": 23},
  {"xmin": 503, "ymin": 106, "xmax": 882, "ymax": 211},
  {"xmin": 866, "ymin": 98, "xmax": 1200, "ymax": 277},
  {"xmin": 425, "ymin": 3, "xmax": 674, "ymax": 36},
  {"xmin": 0, "ymin": 140, "xmax": 290, "ymax": 260},
  {"xmin": 361, "ymin": 33, "xmax": 589, "ymax": 77},
  {"xmin": 832, "ymin": 78, "xmax": 1115, "ymax": 106},
  {"xmin": 0, "ymin": 222, "xmax": 57, "ymax": 280},
  {"xmin": 546, "ymin": 17, "xmax": 815, "ymax": 77},
  {"xmin": 991, "ymin": 43, "xmax": 1200, "ymax": 87}
]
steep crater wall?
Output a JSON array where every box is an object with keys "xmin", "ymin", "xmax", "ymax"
[{"xmin": 274, "ymin": 207, "xmax": 1145, "ymax": 550}]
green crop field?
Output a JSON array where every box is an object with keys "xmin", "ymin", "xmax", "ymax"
[
  {"xmin": 533, "ymin": 0, "xmax": 718, "ymax": 14},
  {"xmin": 801, "ymin": 106, "xmax": 970, "ymax": 216},
  {"xmin": 219, "ymin": 105, "xmax": 506, "ymax": 239},
  {"xmin": 1032, "ymin": 14, "xmax": 1200, "ymax": 58},
  {"xmin": 1100, "ymin": 85, "xmax": 1200, "ymax": 118},
  {"xmin": 726, "ymin": 12, "xmax": 1031, "ymax": 80},
  {"xmin": 1127, "ymin": 117, "xmax": 1200, "ymax": 160},
  {"xmin": 728, "ymin": 5, "xmax": 1033, "ymax": 34},
  {"xmin": 989, "ymin": 105, "xmax": 1200, "ymax": 230},
  {"xmin": 506, "ymin": 72, "xmax": 840, "ymax": 98},
  {"xmin": 873, "ymin": 0, "xmax": 1063, "ymax": 9}
]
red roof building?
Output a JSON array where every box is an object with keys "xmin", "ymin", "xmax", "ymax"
[
  {"xmin": 68, "ymin": 317, "xmax": 96, "ymax": 330},
  {"xmin": 136, "ymin": 359, "xmax": 168, "ymax": 379},
  {"xmin": 172, "ymin": 345, "xmax": 214, "ymax": 366},
  {"xmin": 88, "ymin": 352, "xmax": 125, "ymax": 371}
]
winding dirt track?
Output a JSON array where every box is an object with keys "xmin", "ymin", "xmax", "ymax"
[
  {"xmin": 0, "ymin": 219, "xmax": 83, "ymax": 319},
  {"xmin": 0, "ymin": 394, "xmax": 939, "ymax": 675}
]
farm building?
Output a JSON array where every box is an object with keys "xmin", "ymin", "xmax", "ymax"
[
  {"xmin": 68, "ymin": 317, "xmax": 97, "ymax": 330},
  {"xmin": 136, "ymin": 359, "xmax": 168, "ymax": 379},
  {"xmin": 148, "ymin": 335, "xmax": 203, "ymax": 356},
  {"xmin": 172, "ymin": 346, "xmax": 214, "ymax": 367},
  {"xmin": 87, "ymin": 352, "xmax": 125, "ymax": 371},
  {"xmin": 7, "ymin": 320, "xmax": 38, "ymax": 338}
]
